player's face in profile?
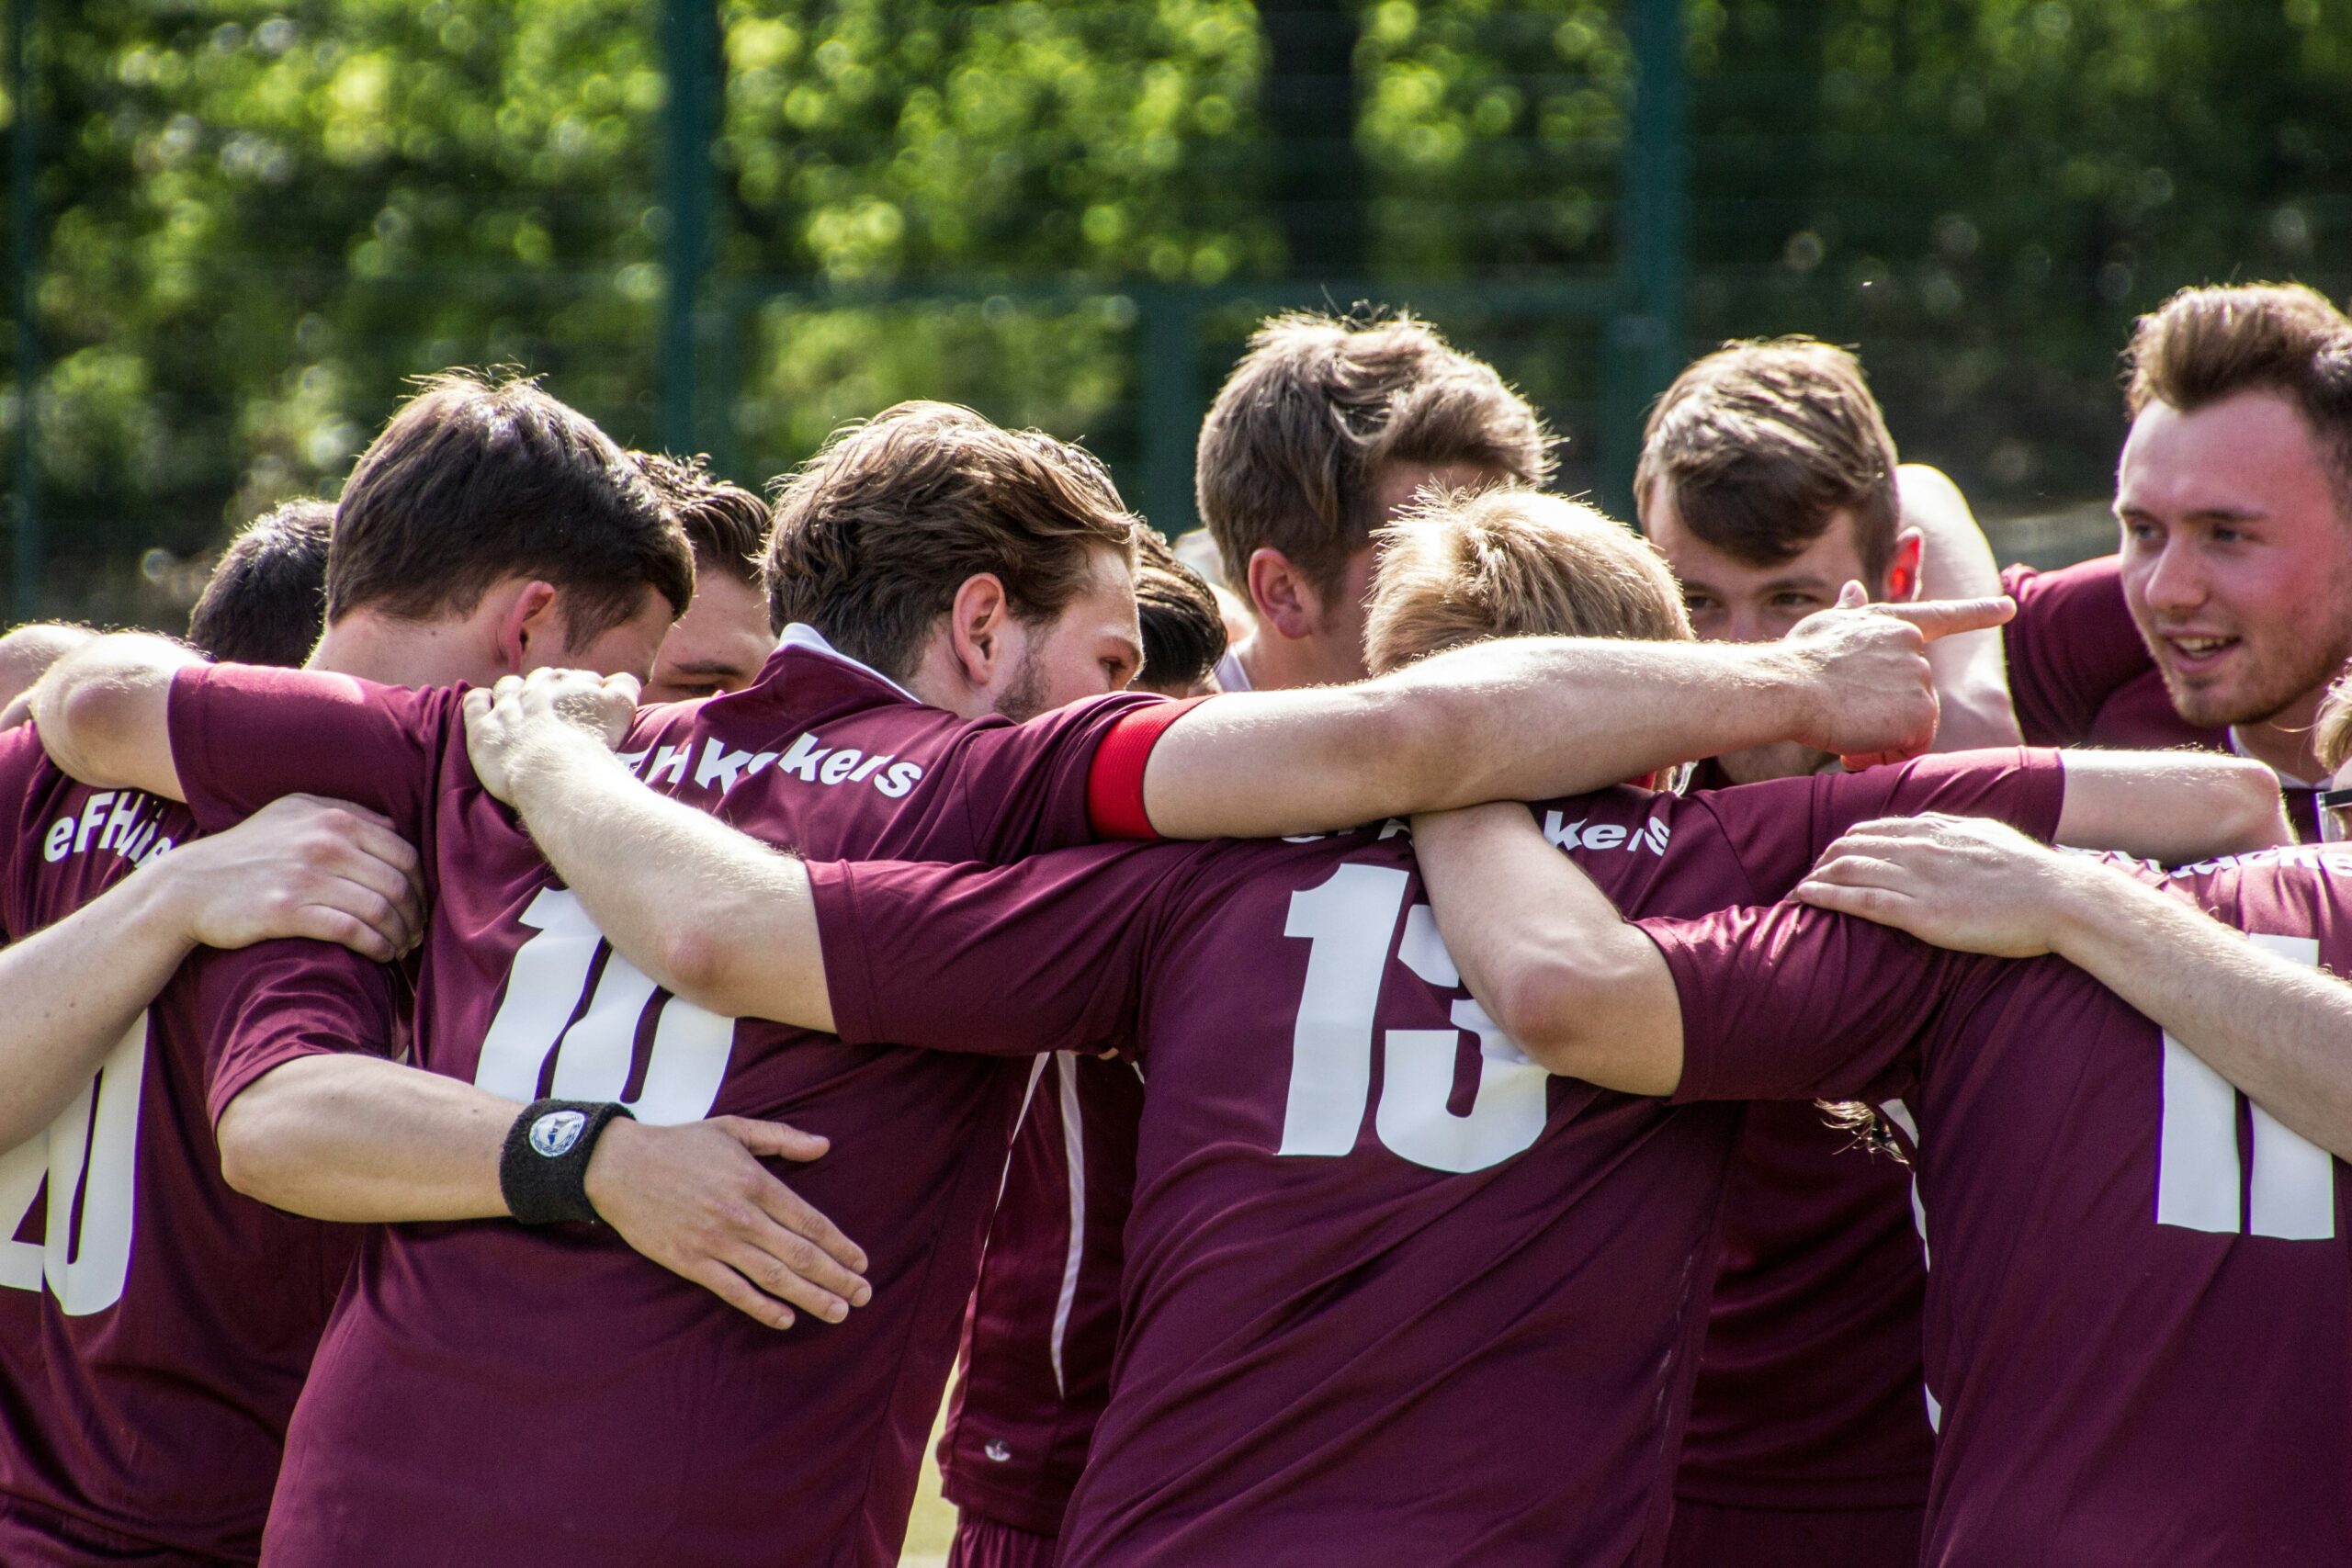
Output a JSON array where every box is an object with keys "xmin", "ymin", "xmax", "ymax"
[
  {"xmin": 989, "ymin": 545, "xmax": 1143, "ymax": 722},
  {"xmin": 2118, "ymin": 389, "xmax": 2352, "ymax": 732},
  {"xmin": 642, "ymin": 570, "xmax": 772, "ymax": 703},
  {"xmin": 537, "ymin": 585, "xmax": 678, "ymax": 688}
]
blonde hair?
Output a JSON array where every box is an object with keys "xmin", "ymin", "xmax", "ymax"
[
  {"xmin": 1363, "ymin": 489, "xmax": 1691, "ymax": 675},
  {"xmin": 2317, "ymin": 671, "xmax": 2352, "ymax": 775}
]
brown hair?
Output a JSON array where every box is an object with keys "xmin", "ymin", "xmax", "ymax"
[
  {"xmin": 1364, "ymin": 489, "xmax": 1691, "ymax": 674},
  {"xmin": 1196, "ymin": 310, "xmax": 1554, "ymax": 598},
  {"xmin": 2317, "ymin": 672, "xmax": 2352, "ymax": 775},
  {"xmin": 764, "ymin": 400, "xmax": 1142, "ymax": 677},
  {"xmin": 328, "ymin": 372, "xmax": 695, "ymax": 641},
  {"xmin": 2124, "ymin": 283, "xmax": 2352, "ymax": 505},
  {"xmin": 1635, "ymin": 337, "xmax": 1902, "ymax": 582},
  {"xmin": 187, "ymin": 498, "xmax": 335, "ymax": 667},
  {"xmin": 1134, "ymin": 529, "xmax": 1227, "ymax": 695},
  {"xmin": 634, "ymin": 451, "xmax": 768, "ymax": 587}
]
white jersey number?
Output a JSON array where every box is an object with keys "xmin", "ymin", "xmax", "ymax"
[
  {"xmin": 2154, "ymin": 932, "xmax": 2335, "ymax": 1240},
  {"xmin": 0, "ymin": 1016, "xmax": 148, "ymax": 1315},
  {"xmin": 474, "ymin": 886, "xmax": 734, "ymax": 1125},
  {"xmin": 1276, "ymin": 863, "xmax": 1549, "ymax": 1173}
]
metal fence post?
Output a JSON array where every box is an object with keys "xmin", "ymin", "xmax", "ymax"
[
  {"xmin": 1602, "ymin": 0, "xmax": 1687, "ymax": 521},
  {"xmin": 9, "ymin": 0, "xmax": 38, "ymax": 617},
  {"xmin": 1137, "ymin": 288, "xmax": 1201, "ymax": 537},
  {"xmin": 659, "ymin": 0, "xmax": 720, "ymax": 457}
]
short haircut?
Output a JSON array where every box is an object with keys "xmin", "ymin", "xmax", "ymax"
[
  {"xmin": 1196, "ymin": 310, "xmax": 1554, "ymax": 597},
  {"xmin": 1365, "ymin": 489, "xmax": 1691, "ymax": 675},
  {"xmin": 2124, "ymin": 283, "xmax": 2352, "ymax": 507},
  {"xmin": 634, "ymin": 451, "xmax": 767, "ymax": 587},
  {"xmin": 2317, "ymin": 672, "xmax": 2352, "ymax": 775},
  {"xmin": 328, "ymin": 372, "xmax": 696, "ymax": 641},
  {"xmin": 1636, "ymin": 337, "xmax": 1903, "ymax": 583},
  {"xmin": 1135, "ymin": 529, "xmax": 1227, "ymax": 695},
  {"xmin": 187, "ymin": 498, "xmax": 335, "ymax": 667},
  {"xmin": 764, "ymin": 400, "xmax": 1142, "ymax": 678}
]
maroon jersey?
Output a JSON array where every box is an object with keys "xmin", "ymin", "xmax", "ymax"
[
  {"xmin": 0, "ymin": 729, "xmax": 370, "ymax": 1564},
  {"xmin": 1649, "ymin": 845, "xmax": 2352, "ymax": 1565},
  {"xmin": 810, "ymin": 751, "xmax": 2065, "ymax": 1567},
  {"xmin": 938, "ymin": 1052, "xmax": 1139, "ymax": 1537},
  {"xmin": 166, "ymin": 631, "xmax": 1163, "ymax": 1568}
]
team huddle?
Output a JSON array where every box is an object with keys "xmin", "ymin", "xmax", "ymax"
[{"xmin": 0, "ymin": 278, "xmax": 2345, "ymax": 1568}]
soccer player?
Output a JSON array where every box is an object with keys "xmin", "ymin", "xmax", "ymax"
[
  {"xmin": 0, "ymin": 371, "xmax": 836, "ymax": 1565},
  {"xmin": 933, "ymin": 525, "xmax": 1222, "ymax": 1568},
  {"xmin": 35, "ymin": 402, "xmax": 1991, "ymax": 1567},
  {"xmin": 1399, "ymin": 732, "xmax": 2352, "ymax": 1562},
  {"xmin": 186, "ymin": 499, "xmax": 335, "ymax": 669},
  {"xmin": 1633, "ymin": 335, "xmax": 2023, "ymax": 1564},
  {"xmin": 634, "ymin": 453, "xmax": 776, "ymax": 702},
  {"xmin": 1196, "ymin": 310, "xmax": 1552, "ymax": 692},
  {"xmin": 563, "ymin": 491, "xmax": 2280, "ymax": 1565},
  {"xmin": 939, "ymin": 313, "xmax": 1547, "ymax": 1567},
  {"xmin": 2000, "ymin": 282, "xmax": 2352, "ymax": 838}
]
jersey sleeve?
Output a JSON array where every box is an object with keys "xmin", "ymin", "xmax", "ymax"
[
  {"xmin": 2000, "ymin": 557, "xmax": 2157, "ymax": 746},
  {"xmin": 808, "ymin": 841, "xmax": 1193, "ymax": 1058},
  {"xmin": 166, "ymin": 663, "xmax": 457, "ymax": 838},
  {"xmin": 1702, "ymin": 748, "xmax": 2068, "ymax": 898},
  {"xmin": 1644, "ymin": 901, "xmax": 1975, "ymax": 1104},
  {"xmin": 0, "ymin": 728, "xmax": 49, "ymax": 931},
  {"xmin": 194, "ymin": 939, "xmax": 410, "ymax": 1129},
  {"xmin": 943, "ymin": 692, "xmax": 1185, "ymax": 860}
]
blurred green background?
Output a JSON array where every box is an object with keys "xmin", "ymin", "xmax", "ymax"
[{"xmin": 4, "ymin": 0, "xmax": 2348, "ymax": 626}]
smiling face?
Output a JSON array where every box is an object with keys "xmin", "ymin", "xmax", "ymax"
[{"xmin": 2116, "ymin": 389, "xmax": 2352, "ymax": 737}]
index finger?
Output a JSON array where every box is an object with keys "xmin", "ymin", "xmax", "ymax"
[{"xmin": 1867, "ymin": 595, "xmax": 2016, "ymax": 642}]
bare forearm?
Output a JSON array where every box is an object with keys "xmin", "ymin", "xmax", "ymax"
[
  {"xmin": 217, "ymin": 1055, "xmax": 515, "ymax": 1222},
  {"xmin": 2055, "ymin": 751, "xmax": 2293, "ymax": 861},
  {"xmin": 504, "ymin": 729, "xmax": 831, "ymax": 1026},
  {"xmin": 1411, "ymin": 805, "xmax": 1683, "ymax": 1092},
  {"xmin": 0, "ymin": 871, "xmax": 196, "ymax": 1147},
  {"xmin": 2049, "ymin": 864, "xmax": 2352, "ymax": 1157},
  {"xmin": 1149, "ymin": 639, "xmax": 1812, "ymax": 839}
]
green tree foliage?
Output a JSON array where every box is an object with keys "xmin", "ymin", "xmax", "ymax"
[{"xmin": 3, "ymin": 0, "xmax": 2348, "ymax": 619}]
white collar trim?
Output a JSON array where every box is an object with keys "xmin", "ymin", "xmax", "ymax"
[{"xmin": 775, "ymin": 623, "xmax": 922, "ymax": 704}]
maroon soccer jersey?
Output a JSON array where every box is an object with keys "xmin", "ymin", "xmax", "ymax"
[
  {"xmin": 0, "ymin": 728, "xmax": 371, "ymax": 1564},
  {"xmin": 166, "ymin": 631, "xmax": 1164, "ymax": 1568},
  {"xmin": 1649, "ymin": 847, "xmax": 2352, "ymax": 1565},
  {"xmin": 810, "ymin": 750, "xmax": 2065, "ymax": 1567},
  {"xmin": 938, "ymin": 1051, "xmax": 1139, "ymax": 1538}
]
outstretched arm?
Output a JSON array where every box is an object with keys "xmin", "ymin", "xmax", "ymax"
[
  {"xmin": 1407, "ymin": 803, "xmax": 1685, "ymax": 1094},
  {"xmin": 1796, "ymin": 815, "xmax": 2352, "ymax": 1157},
  {"xmin": 2052, "ymin": 750, "xmax": 2292, "ymax": 861},
  {"xmin": 1140, "ymin": 595, "xmax": 2015, "ymax": 839},
  {"xmin": 0, "ymin": 794, "xmax": 420, "ymax": 1150},
  {"xmin": 28, "ymin": 633, "xmax": 201, "ymax": 798}
]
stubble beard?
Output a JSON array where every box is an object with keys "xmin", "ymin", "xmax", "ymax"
[{"xmin": 990, "ymin": 644, "xmax": 1052, "ymax": 725}]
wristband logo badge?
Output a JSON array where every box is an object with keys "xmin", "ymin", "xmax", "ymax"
[{"xmin": 529, "ymin": 1110, "xmax": 589, "ymax": 1158}]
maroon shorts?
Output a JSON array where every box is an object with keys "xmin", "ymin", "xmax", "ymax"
[
  {"xmin": 1664, "ymin": 1497, "xmax": 1924, "ymax": 1568},
  {"xmin": 945, "ymin": 1512, "xmax": 1059, "ymax": 1568}
]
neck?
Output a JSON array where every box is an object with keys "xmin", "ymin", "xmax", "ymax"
[
  {"xmin": 1229, "ymin": 626, "xmax": 1357, "ymax": 694},
  {"xmin": 2232, "ymin": 689, "xmax": 2329, "ymax": 784},
  {"xmin": 309, "ymin": 613, "xmax": 493, "ymax": 687}
]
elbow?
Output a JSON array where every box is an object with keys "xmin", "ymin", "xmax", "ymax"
[
  {"xmin": 648, "ymin": 920, "xmax": 744, "ymax": 1017},
  {"xmin": 215, "ymin": 1094, "xmax": 294, "ymax": 1208},
  {"xmin": 36, "ymin": 660, "xmax": 134, "ymax": 784},
  {"xmin": 1480, "ymin": 953, "xmax": 1611, "ymax": 1080},
  {"xmin": 2215, "ymin": 758, "xmax": 2294, "ymax": 852}
]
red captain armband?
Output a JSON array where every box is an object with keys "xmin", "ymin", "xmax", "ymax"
[{"xmin": 1085, "ymin": 696, "xmax": 1209, "ymax": 840}]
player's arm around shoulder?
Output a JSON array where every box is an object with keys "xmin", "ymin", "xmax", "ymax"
[
  {"xmin": 465, "ymin": 669, "xmax": 835, "ymax": 1028},
  {"xmin": 28, "ymin": 632, "xmax": 201, "ymax": 799},
  {"xmin": 2052, "ymin": 749, "xmax": 2292, "ymax": 860},
  {"xmin": 1408, "ymin": 803, "xmax": 1684, "ymax": 1096}
]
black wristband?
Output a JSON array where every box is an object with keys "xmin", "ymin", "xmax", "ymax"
[{"xmin": 500, "ymin": 1100, "xmax": 635, "ymax": 1226}]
